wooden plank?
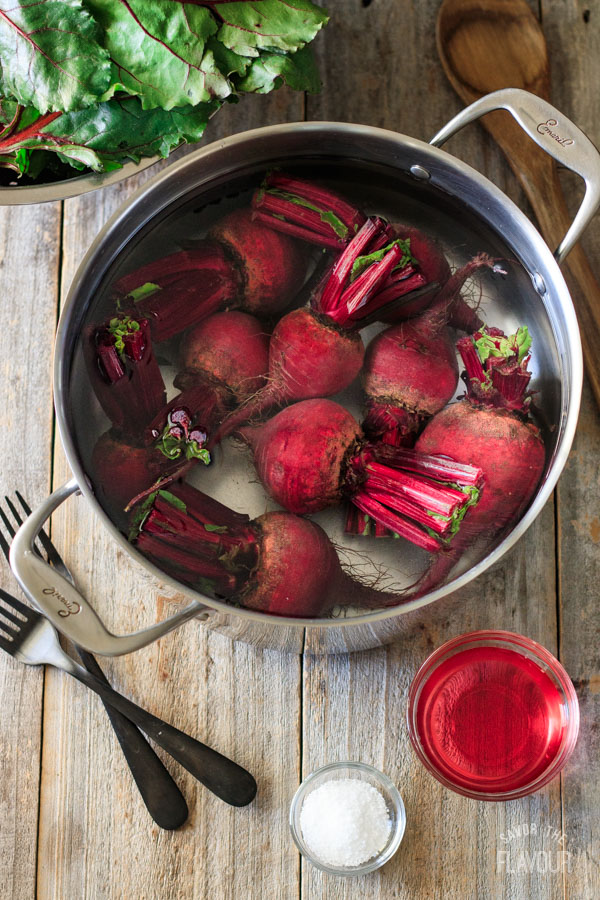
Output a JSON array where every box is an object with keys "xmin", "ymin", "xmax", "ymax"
[
  {"xmin": 538, "ymin": 3, "xmax": 600, "ymax": 897},
  {"xmin": 37, "ymin": 93, "xmax": 304, "ymax": 900},
  {"xmin": 303, "ymin": 1, "xmax": 564, "ymax": 898},
  {"xmin": 0, "ymin": 200, "xmax": 62, "ymax": 899},
  {"xmin": 555, "ymin": 385, "xmax": 600, "ymax": 900}
]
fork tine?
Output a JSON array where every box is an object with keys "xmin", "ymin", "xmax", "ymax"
[
  {"xmin": 0, "ymin": 529, "xmax": 10, "ymax": 565},
  {"xmin": 0, "ymin": 602, "xmax": 25, "ymax": 626},
  {"xmin": 15, "ymin": 491, "xmax": 68, "ymax": 574},
  {"xmin": 0, "ymin": 616, "xmax": 19, "ymax": 636},
  {"xmin": 0, "ymin": 632, "xmax": 15, "ymax": 651},
  {"xmin": 0, "ymin": 587, "xmax": 32, "ymax": 618},
  {"xmin": 0, "ymin": 504, "xmax": 16, "ymax": 539},
  {"xmin": 1, "ymin": 495, "xmax": 45, "ymax": 563}
]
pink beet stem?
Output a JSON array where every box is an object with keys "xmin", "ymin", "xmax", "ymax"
[
  {"xmin": 318, "ymin": 217, "xmax": 388, "ymax": 313},
  {"xmin": 134, "ymin": 487, "xmax": 257, "ymax": 594},
  {"xmin": 252, "ymin": 194, "xmax": 344, "ymax": 242},
  {"xmin": 96, "ymin": 342, "xmax": 124, "ymax": 384},
  {"xmin": 263, "ymin": 172, "xmax": 366, "ymax": 232},
  {"xmin": 351, "ymin": 494, "xmax": 441, "ymax": 553},
  {"xmin": 136, "ymin": 532, "xmax": 238, "ymax": 595},
  {"xmin": 134, "ymin": 277, "xmax": 236, "ymax": 343},
  {"xmin": 361, "ymin": 484, "xmax": 453, "ymax": 536},
  {"xmin": 364, "ymin": 463, "xmax": 466, "ymax": 518},
  {"xmin": 114, "ymin": 244, "xmax": 230, "ymax": 296},
  {"xmin": 457, "ymin": 335, "xmax": 487, "ymax": 383},
  {"xmin": 372, "ymin": 446, "xmax": 483, "ymax": 486},
  {"xmin": 364, "ymin": 272, "xmax": 428, "ymax": 311},
  {"xmin": 251, "ymin": 210, "xmax": 345, "ymax": 249},
  {"xmin": 341, "ymin": 243, "xmax": 403, "ymax": 321}
]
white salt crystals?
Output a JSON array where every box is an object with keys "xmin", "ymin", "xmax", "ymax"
[{"xmin": 299, "ymin": 778, "xmax": 392, "ymax": 868}]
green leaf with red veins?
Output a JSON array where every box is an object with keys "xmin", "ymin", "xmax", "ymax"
[
  {"xmin": 85, "ymin": 0, "xmax": 233, "ymax": 109},
  {"xmin": 0, "ymin": 0, "xmax": 110, "ymax": 113},
  {"xmin": 216, "ymin": 0, "xmax": 329, "ymax": 57},
  {"xmin": 233, "ymin": 45, "xmax": 321, "ymax": 95},
  {"xmin": 0, "ymin": 96, "xmax": 219, "ymax": 171}
]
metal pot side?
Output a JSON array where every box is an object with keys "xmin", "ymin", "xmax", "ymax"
[{"xmin": 54, "ymin": 121, "xmax": 583, "ymax": 653}]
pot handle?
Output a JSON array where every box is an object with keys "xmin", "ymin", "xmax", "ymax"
[
  {"xmin": 429, "ymin": 87, "xmax": 600, "ymax": 264},
  {"xmin": 9, "ymin": 479, "xmax": 211, "ymax": 656}
]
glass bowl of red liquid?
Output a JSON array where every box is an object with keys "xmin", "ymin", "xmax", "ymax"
[{"xmin": 407, "ymin": 630, "xmax": 579, "ymax": 801}]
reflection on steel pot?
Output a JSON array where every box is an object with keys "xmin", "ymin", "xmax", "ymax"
[{"xmin": 11, "ymin": 89, "xmax": 593, "ymax": 655}]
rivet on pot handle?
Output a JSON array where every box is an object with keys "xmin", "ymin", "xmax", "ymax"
[
  {"xmin": 9, "ymin": 479, "xmax": 211, "ymax": 656},
  {"xmin": 429, "ymin": 87, "xmax": 600, "ymax": 264}
]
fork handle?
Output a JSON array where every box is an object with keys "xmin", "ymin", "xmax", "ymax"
[
  {"xmin": 67, "ymin": 662, "xmax": 257, "ymax": 807},
  {"xmin": 76, "ymin": 648, "xmax": 188, "ymax": 829}
]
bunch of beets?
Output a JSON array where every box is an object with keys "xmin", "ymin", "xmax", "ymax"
[{"xmin": 85, "ymin": 174, "xmax": 546, "ymax": 617}]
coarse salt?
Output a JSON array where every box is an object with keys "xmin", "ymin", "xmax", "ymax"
[{"xmin": 299, "ymin": 778, "xmax": 392, "ymax": 868}]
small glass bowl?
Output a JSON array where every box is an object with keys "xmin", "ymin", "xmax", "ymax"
[
  {"xmin": 407, "ymin": 630, "xmax": 580, "ymax": 801},
  {"xmin": 289, "ymin": 761, "xmax": 406, "ymax": 876}
]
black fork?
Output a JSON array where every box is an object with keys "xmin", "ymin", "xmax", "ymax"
[{"xmin": 0, "ymin": 492, "xmax": 189, "ymax": 830}]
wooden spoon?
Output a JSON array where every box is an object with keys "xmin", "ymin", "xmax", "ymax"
[{"xmin": 437, "ymin": 0, "xmax": 600, "ymax": 411}]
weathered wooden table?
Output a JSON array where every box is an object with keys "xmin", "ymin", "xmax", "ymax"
[{"xmin": 1, "ymin": 2, "xmax": 598, "ymax": 898}]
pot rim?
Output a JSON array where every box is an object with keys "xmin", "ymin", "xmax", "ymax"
[{"xmin": 54, "ymin": 119, "xmax": 583, "ymax": 629}]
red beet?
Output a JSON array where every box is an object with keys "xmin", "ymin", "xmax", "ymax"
[
  {"xmin": 92, "ymin": 386, "xmax": 217, "ymax": 517},
  {"xmin": 176, "ymin": 311, "xmax": 269, "ymax": 400},
  {"xmin": 92, "ymin": 431, "xmax": 164, "ymax": 513},
  {"xmin": 210, "ymin": 217, "xmax": 432, "ymax": 447},
  {"xmin": 84, "ymin": 315, "xmax": 166, "ymax": 439},
  {"xmin": 113, "ymin": 210, "xmax": 308, "ymax": 342},
  {"xmin": 240, "ymin": 399, "xmax": 483, "ymax": 554},
  {"xmin": 208, "ymin": 207, "xmax": 307, "ymax": 315},
  {"xmin": 413, "ymin": 325, "xmax": 546, "ymax": 593},
  {"xmin": 132, "ymin": 482, "xmax": 398, "ymax": 617},
  {"xmin": 363, "ymin": 312, "xmax": 459, "ymax": 446}
]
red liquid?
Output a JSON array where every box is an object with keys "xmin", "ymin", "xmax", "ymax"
[{"xmin": 416, "ymin": 646, "xmax": 567, "ymax": 793}]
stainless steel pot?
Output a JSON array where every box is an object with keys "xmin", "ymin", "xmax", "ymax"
[{"xmin": 10, "ymin": 89, "xmax": 596, "ymax": 655}]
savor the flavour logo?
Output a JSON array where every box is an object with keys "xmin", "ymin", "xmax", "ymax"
[{"xmin": 496, "ymin": 823, "xmax": 574, "ymax": 874}]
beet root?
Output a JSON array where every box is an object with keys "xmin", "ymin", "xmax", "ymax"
[
  {"xmin": 133, "ymin": 482, "xmax": 401, "ymax": 617},
  {"xmin": 177, "ymin": 311, "xmax": 270, "ymax": 401},
  {"xmin": 209, "ymin": 207, "xmax": 307, "ymax": 315},
  {"xmin": 363, "ymin": 314, "xmax": 459, "ymax": 445},
  {"xmin": 240, "ymin": 399, "xmax": 362, "ymax": 515},
  {"xmin": 210, "ymin": 307, "xmax": 364, "ymax": 446},
  {"xmin": 92, "ymin": 431, "xmax": 164, "ymax": 515},
  {"xmin": 241, "ymin": 512, "xmax": 346, "ymax": 616},
  {"xmin": 240, "ymin": 399, "xmax": 483, "ymax": 553},
  {"xmin": 210, "ymin": 218, "xmax": 408, "ymax": 447},
  {"xmin": 410, "ymin": 324, "xmax": 546, "ymax": 594},
  {"xmin": 417, "ymin": 403, "xmax": 545, "ymax": 536}
]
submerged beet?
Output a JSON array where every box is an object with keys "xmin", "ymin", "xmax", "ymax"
[
  {"xmin": 240, "ymin": 399, "xmax": 483, "ymax": 554},
  {"xmin": 412, "ymin": 325, "xmax": 546, "ymax": 594},
  {"xmin": 132, "ymin": 482, "xmax": 399, "ymax": 617},
  {"xmin": 363, "ymin": 311, "xmax": 459, "ymax": 446},
  {"xmin": 112, "ymin": 209, "xmax": 308, "ymax": 342},
  {"xmin": 210, "ymin": 217, "xmax": 434, "ymax": 448},
  {"xmin": 176, "ymin": 310, "xmax": 269, "ymax": 400}
]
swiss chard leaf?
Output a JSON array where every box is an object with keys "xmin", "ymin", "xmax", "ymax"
[
  {"xmin": 233, "ymin": 44, "xmax": 321, "ymax": 94},
  {"xmin": 216, "ymin": 0, "xmax": 329, "ymax": 57},
  {"xmin": 0, "ymin": 0, "xmax": 111, "ymax": 113},
  {"xmin": 0, "ymin": 96, "xmax": 219, "ymax": 172},
  {"xmin": 86, "ymin": 0, "xmax": 233, "ymax": 109}
]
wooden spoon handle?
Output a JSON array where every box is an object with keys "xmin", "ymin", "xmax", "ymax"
[
  {"xmin": 523, "ymin": 163, "xmax": 600, "ymax": 410},
  {"xmin": 485, "ymin": 125, "xmax": 600, "ymax": 411}
]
